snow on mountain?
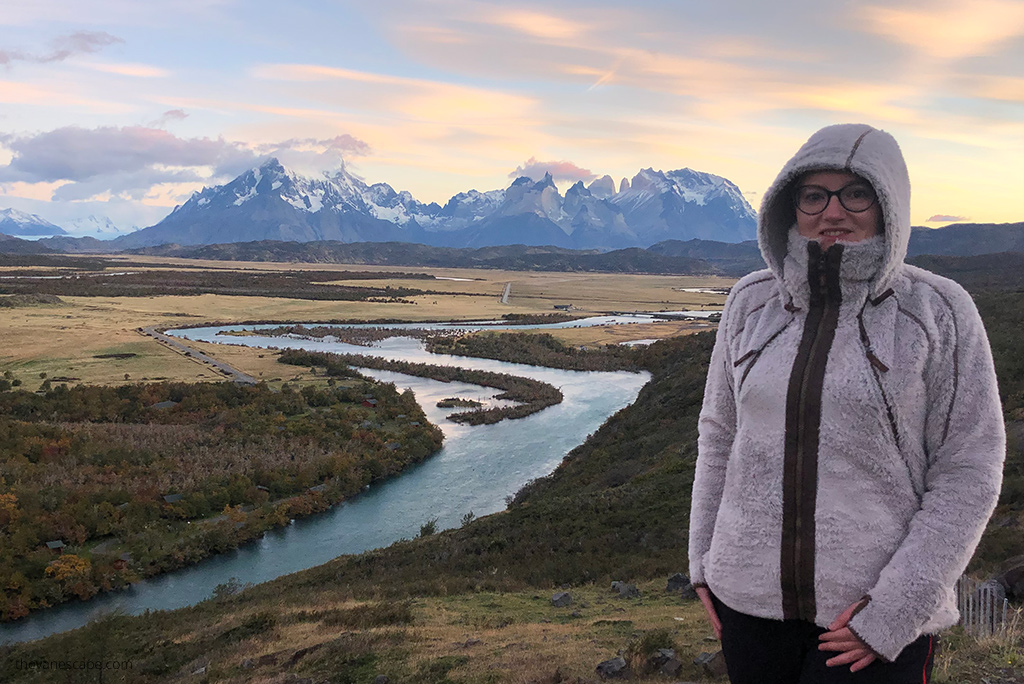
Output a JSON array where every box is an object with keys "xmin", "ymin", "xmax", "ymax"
[
  {"xmin": 496, "ymin": 174, "xmax": 567, "ymax": 226},
  {"xmin": 610, "ymin": 168, "xmax": 756, "ymax": 244},
  {"xmin": 64, "ymin": 215, "xmax": 125, "ymax": 238},
  {"xmin": 419, "ymin": 188, "xmax": 505, "ymax": 231},
  {"xmin": 113, "ymin": 158, "xmax": 757, "ymax": 250},
  {"xmin": 0, "ymin": 208, "xmax": 67, "ymax": 237}
]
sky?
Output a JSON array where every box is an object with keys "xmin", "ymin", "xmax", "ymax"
[{"xmin": 1, "ymin": 0, "xmax": 1023, "ymax": 233}]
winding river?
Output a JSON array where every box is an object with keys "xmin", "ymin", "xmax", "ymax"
[{"xmin": 0, "ymin": 314, "xmax": 706, "ymax": 644}]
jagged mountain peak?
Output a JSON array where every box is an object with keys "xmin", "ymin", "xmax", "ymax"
[
  {"xmin": 566, "ymin": 180, "xmax": 590, "ymax": 197},
  {"xmin": 588, "ymin": 175, "xmax": 616, "ymax": 199}
]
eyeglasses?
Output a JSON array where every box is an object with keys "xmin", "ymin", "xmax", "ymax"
[{"xmin": 794, "ymin": 183, "xmax": 877, "ymax": 215}]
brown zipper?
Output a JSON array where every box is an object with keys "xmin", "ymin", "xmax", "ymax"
[{"xmin": 781, "ymin": 241, "xmax": 842, "ymax": 621}]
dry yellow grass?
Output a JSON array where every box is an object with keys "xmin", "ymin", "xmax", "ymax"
[
  {"xmin": 0, "ymin": 259, "xmax": 731, "ymax": 387},
  {"xmin": 409, "ymin": 581, "xmax": 716, "ymax": 682},
  {"xmin": 196, "ymin": 581, "xmax": 719, "ymax": 683}
]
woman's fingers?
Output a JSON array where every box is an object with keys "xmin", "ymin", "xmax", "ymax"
[
  {"xmin": 819, "ymin": 639, "xmax": 863, "ymax": 652},
  {"xmin": 828, "ymin": 597, "xmax": 867, "ymax": 630},
  {"xmin": 827, "ymin": 604, "xmax": 856, "ymax": 631},
  {"xmin": 825, "ymin": 648, "xmax": 873, "ymax": 667},
  {"xmin": 819, "ymin": 626, "xmax": 877, "ymax": 671},
  {"xmin": 850, "ymin": 653, "xmax": 877, "ymax": 673},
  {"xmin": 694, "ymin": 586, "xmax": 723, "ymax": 640}
]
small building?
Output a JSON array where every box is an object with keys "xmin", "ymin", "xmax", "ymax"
[
  {"xmin": 150, "ymin": 400, "xmax": 178, "ymax": 410},
  {"xmin": 113, "ymin": 552, "xmax": 132, "ymax": 570},
  {"xmin": 163, "ymin": 494, "xmax": 183, "ymax": 504},
  {"xmin": 45, "ymin": 540, "xmax": 65, "ymax": 554},
  {"xmin": 553, "ymin": 304, "xmax": 572, "ymax": 311},
  {"xmin": 362, "ymin": 398, "xmax": 378, "ymax": 409}
]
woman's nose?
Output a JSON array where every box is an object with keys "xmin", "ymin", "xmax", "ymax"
[{"xmin": 821, "ymin": 194, "xmax": 846, "ymax": 219}]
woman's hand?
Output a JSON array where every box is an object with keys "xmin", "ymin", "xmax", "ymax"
[
  {"xmin": 819, "ymin": 599, "xmax": 876, "ymax": 672},
  {"xmin": 694, "ymin": 585, "xmax": 722, "ymax": 640}
]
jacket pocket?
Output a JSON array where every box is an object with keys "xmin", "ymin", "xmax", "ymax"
[
  {"xmin": 860, "ymin": 354, "xmax": 924, "ymax": 500},
  {"xmin": 734, "ymin": 320, "xmax": 793, "ymax": 392},
  {"xmin": 867, "ymin": 360, "xmax": 900, "ymax": 449}
]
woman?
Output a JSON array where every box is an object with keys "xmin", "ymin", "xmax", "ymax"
[{"xmin": 687, "ymin": 123, "xmax": 1005, "ymax": 682}]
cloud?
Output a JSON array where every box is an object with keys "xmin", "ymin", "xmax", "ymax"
[
  {"xmin": 861, "ymin": 0, "xmax": 1024, "ymax": 60},
  {"xmin": 149, "ymin": 109, "xmax": 189, "ymax": 127},
  {"xmin": 0, "ymin": 126, "xmax": 371, "ymax": 201},
  {"xmin": 965, "ymin": 75, "xmax": 1024, "ymax": 103},
  {"xmin": 0, "ymin": 126, "xmax": 253, "ymax": 183},
  {"xmin": 488, "ymin": 10, "xmax": 588, "ymax": 40},
  {"xmin": 927, "ymin": 214, "xmax": 969, "ymax": 223},
  {"xmin": 0, "ymin": 31, "xmax": 123, "ymax": 66},
  {"xmin": 255, "ymin": 135, "xmax": 372, "ymax": 175},
  {"xmin": 252, "ymin": 63, "xmax": 538, "ymax": 128},
  {"xmin": 509, "ymin": 156, "xmax": 596, "ymax": 182}
]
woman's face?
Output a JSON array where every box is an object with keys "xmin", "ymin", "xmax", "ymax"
[{"xmin": 795, "ymin": 170, "xmax": 882, "ymax": 249}]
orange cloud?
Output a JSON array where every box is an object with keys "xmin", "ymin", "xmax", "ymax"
[
  {"xmin": 967, "ymin": 75, "xmax": 1024, "ymax": 103},
  {"xmin": 487, "ymin": 10, "xmax": 589, "ymax": 40},
  {"xmin": 862, "ymin": 0, "xmax": 1024, "ymax": 59}
]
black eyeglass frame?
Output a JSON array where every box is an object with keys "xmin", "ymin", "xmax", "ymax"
[{"xmin": 794, "ymin": 182, "xmax": 878, "ymax": 215}]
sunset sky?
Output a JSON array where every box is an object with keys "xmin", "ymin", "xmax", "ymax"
[{"xmin": 1, "ymin": 0, "xmax": 1023, "ymax": 232}]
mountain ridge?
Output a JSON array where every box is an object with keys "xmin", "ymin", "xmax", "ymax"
[{"xmin": 105, "ymin": 158, "xmax": 758, "ymax": 250}]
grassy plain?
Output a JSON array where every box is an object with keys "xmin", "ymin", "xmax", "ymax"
[{"xmin": 0, "ymin": 256, "xmax": 730, "ymax": 387}]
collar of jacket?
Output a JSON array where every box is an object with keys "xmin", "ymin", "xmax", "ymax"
[{"xmin": 780, "ymin": 229, "xmax": 886, "ymax": 312}]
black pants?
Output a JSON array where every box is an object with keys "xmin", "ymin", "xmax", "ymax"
[{"xmin": 713, "ymin": 594, "xmax": 936, "ymax": 683}]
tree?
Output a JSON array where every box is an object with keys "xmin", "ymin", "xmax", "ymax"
[
  {"xmin": 0, "ymin": 493, "xmax": 21, "ymax": 529},
  {"xmin": 44, "ymin": 554, "xmax": 96, "ymax": 599}
]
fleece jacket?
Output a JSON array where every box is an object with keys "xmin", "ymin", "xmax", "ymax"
[{"xmin": 687, "ymin": 123, "xmax": 1005, "ymax": 662}]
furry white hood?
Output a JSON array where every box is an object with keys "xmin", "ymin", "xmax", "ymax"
[{"xmin": 758, "ymin": 124, "xmax": 911, "ymax": 296}]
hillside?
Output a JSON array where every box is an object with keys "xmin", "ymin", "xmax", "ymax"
[
  {"xmin": 5, "ymin": 307, "xmax": 1024, "ymax": 681},
  {"xmin": 908, "ymin": 252, "xmax": 1024, "ymax": 291},
  {"xmin": 127, "ymin": 241, "xmax": 716, "ymax": 275},
  {"xmin": 908, "ymin": 223, "xmax": 1024, "ymax": 257},
  {"xmin": 3, "ymin": 282, "xmax": 1024, "ymax": 682}
]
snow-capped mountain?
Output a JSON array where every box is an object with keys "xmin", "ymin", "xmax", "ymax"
[
  {"xmin": 65, "ymin": 215, "xmax": 126, "ymax": 238},
  {"xmin": 614, "ymin": 168, "xmax": 757, "ymax": 244},
  {"xmin": 113, "ymin": 159, "xmax": 426, "ymax": 249},
  {"xmin": 112, "ymin": 158, "xmax": 757, "ymax": 250},
  {"xmin": 0, "ymin": 208, "xmax": 67, "ymax": 237}
]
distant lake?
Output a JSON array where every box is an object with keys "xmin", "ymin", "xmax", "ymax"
[{"xmin": 1, "ymin": 319, "xmax": 653, "ymax": 644}]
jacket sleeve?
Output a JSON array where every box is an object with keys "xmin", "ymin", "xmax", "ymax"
[
  {"xmin": 688, "ymin": 293, "xmax": 739, "ymax": 586},
  {"xmin": 849, "ymin": 287, "xmax": 1005, "ymax": 661}
]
